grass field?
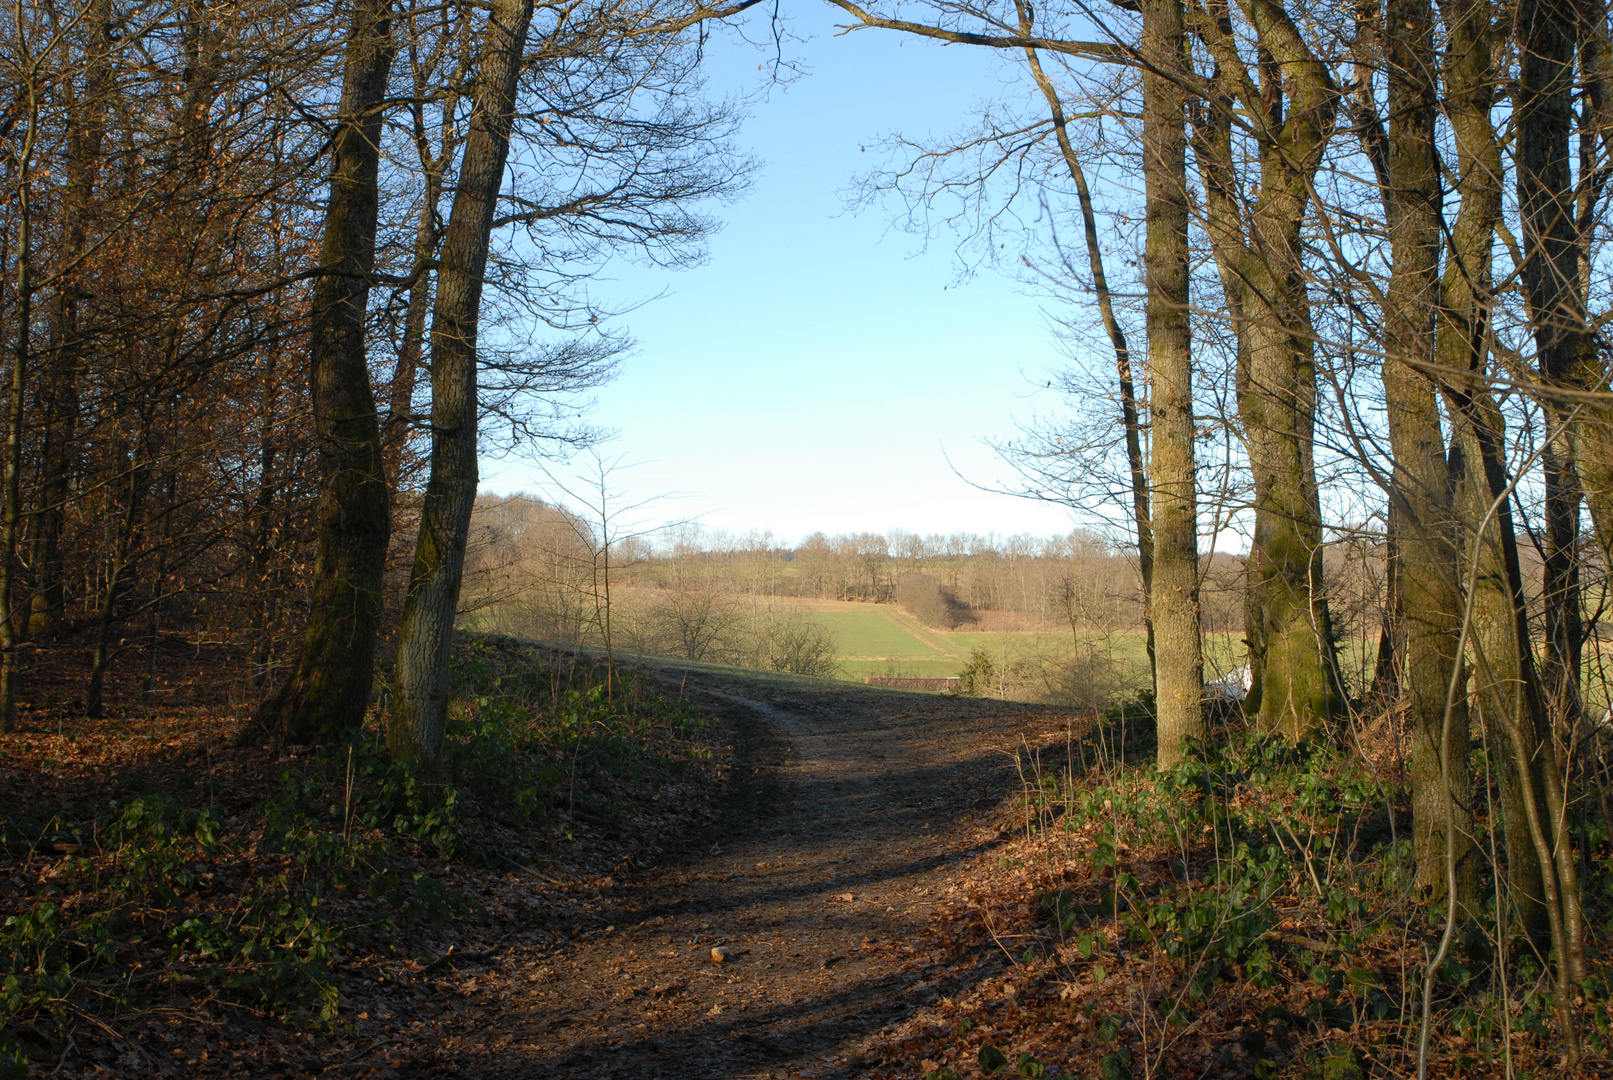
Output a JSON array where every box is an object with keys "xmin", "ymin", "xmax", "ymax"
[
  {"xmin": 800, "ymin": 601, "xmax": 1252, "ymax": 702},
  {"xmin": 839, "ymin": 657, "xmax": 965, "ymax": 680},
  {"xmin": 810, "ymin": 609, "xmax": 944, "ymax": 658}
]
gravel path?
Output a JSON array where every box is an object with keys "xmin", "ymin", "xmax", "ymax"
[{"xmin": 428, "ymin": 664, "xmax": 1055, "ymax": 1079}]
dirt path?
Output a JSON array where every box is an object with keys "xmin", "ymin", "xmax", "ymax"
[{"xmin": 423, "ymin": 664, "xmax": 1059, "ymax": 1079}]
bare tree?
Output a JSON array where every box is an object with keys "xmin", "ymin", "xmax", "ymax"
[{"xmin": 387, "ymin": 0, "xmax": 760, "ymax": 766}]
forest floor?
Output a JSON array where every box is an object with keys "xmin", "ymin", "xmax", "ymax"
[
  {"xmin": 0, "ymin": 640, "xmax": 1071, "ymax": 1080},
  {"xmin": 7, "ymin": 640, "xmax": 1607, "ymax": 1079}
]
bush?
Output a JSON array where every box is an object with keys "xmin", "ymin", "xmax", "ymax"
[
  {"xmin": 897, "ymin": 574, "xmax": 975, "ymax": 629},
  {"xmin": 957, "ymin": 647, "xmax": 997, "ymax": 696},
  {"xmin": 1039, "ymin": 645, "xmax": 1125, "ymax": 711},
  {"xmin": 769, "ymin": 616, "xmax": 841, "ymax": 677}
]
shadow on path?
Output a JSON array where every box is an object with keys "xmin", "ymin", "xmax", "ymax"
[{"xmin": 420, "ymin": 665, "xmax": 1061, "ymax": 1079}]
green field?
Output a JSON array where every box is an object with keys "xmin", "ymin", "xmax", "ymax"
[
  {"xmin": 794, "ymin": 604, "xmax": 1613, "ymax": 708},
  {"xmin": 799, "ymin": 603, "xmax": 1251, "ymax": 702},
  {"xmin": 810, "ymin": 609, "xmax": 943, "ymax": 658}
]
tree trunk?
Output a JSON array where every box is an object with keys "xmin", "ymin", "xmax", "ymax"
[
  {"xmin": 249, "ymin": 0, "xmax": 396, "ymax": 744},
  {"xmin": 1447, "ymin": 385, "xmax": 1582, "ymax": 1048},
  {"xmin": 0, "ymin": 58, "xmax": 45, "ymax": 733},
  {"xmin": 390, "ymin": 0, "xmax": 536, "ymax": 766},
  {"xmin": 247, "ymin": 338, "xmax": 281, "ymax": 688},
  {"xmin": 1365, "ymin": 504, "xmax": 1402, "ymax": 707},
  {"xmin": 85, "ymin": 447, "xmax": 146, "ymax": 719},
  {"xmin": 1572, "ymin": 0, "xmax": 1613, "ymax": 589},
  {"xmin": 1517, "ymin": 0, "xmax": 1585, "ymax": 734},
  {"xmin": 1511, "ymin": 0, "xmax": 1590, "ymax": 1012},
  {"xmin": 384, "ymin": 72, "xmax": 462, "ymax": 488},
  {"xmin": 1434, "ymin": 0, "xmax": 1585, "ymax": 1039},
  {"xmin": 1192, "ymin": 0, "xmax": 1343, "ymax": 737},
  {"xmin": 385, "ymin": 56, "xmax": 467, "ymax": 486},
  {"xmin": 1433, "ymin": 0, "xmax": 1540, "ymax": 927},
  {"xmin": 383, "ymin": 187, "xmax": 439, "ymax": 487},
  {"xmin": 31, "ymin": 0, "xmax": 112, "ymax": 637},
  {"xmin": 1236, "ymin": 220, "xmax": 1340, "ymax": 739},
  {"xmin": 1189, "ymin": 80, "xmax": 1263, "ymax": 717},
  {"xmin": 1380, "ymin": 0, "xmax": 1477, "ymax": 908},
  {"xmin": 1138, "ymin": 0, "xmax": 1203, "ymax": 766}
]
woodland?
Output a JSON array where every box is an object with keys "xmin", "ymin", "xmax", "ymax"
[{"xmin": 3, "ymin": 0, "xmax": 1613, "ymax": 1074}]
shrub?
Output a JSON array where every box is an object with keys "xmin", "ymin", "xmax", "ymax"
[
  {"xmin": 957, "ymin": 647, "xmax": 997, "ymax": 696},
  {"xmin": 770, "ymin": 616, "xmax": 841, "ymax": 677},
  {"xmin": 1039, "ymin": 645, "xmax": 1124, "ymax": 711}
]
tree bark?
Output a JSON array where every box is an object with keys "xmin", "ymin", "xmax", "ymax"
[
  {"xmin": 384, "ymin": 63, "xmax": 463, "ymax": 488},
  {"xmin": 1192, "ymin": 0, "xmax": 1343, "ymax": 737},
  {"xmin": 1509, "ymin": 0, "xmax": 1590, "ymax": 1011},
  {"xmin": 390, "ymin": 0, "xmax": 536, "ymax": 766},
  {"xmin": 0, "ymin": 48, "xmax": 45, "ymax": 732},
  {"xmin": 384, "ymin": 186, "xmax": 438, "ymax": 484},
  {"xmin": 1365, "ymin": 504, "xmax": 1403, "ymax": 706},
  {"xmin": 1138, "ymin": 0, "xmax": 1203, "ymax": 766},
  {"xmin": 1379, "ymin": 0, "xmax": 1478, "ymax": 908},
  {"xmin": 1189, "ymin": 77, "xmax": 1264, "ymax": 716},
  {"xmin": 1518, "ymin": 0, "xmax": 1585, "ymax": 734},
  {"xmin": 1434, "ymin": 0, "xmax": 1584, "ymax": 1025},
  {"xmin": 1572, "ymin": 0, "xmax": 1613, "ymax": 587},
  {"xmin": 1433, "ymin": 0, "xmax": 1539, "ymax": 926},
  {"xmin": 247, "ymin": 336, "xmax": 282, "ymax": 688},
  {"xmin": 249, "ymin": 0, "xmax": 396, "ymax": 743},
  {"xmin": 85, "ymin": 444, "xmax": 146, "ymax": 718}
]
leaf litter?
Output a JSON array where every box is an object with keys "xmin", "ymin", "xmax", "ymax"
[{"xmin": 5, "ymin": 644, "xmax": 1605, "ymax": 1078}]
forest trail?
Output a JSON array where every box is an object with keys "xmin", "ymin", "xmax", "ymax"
[{"xmin": 425, "ymin": 663, "xmax": 1060, "ymax": 1079}]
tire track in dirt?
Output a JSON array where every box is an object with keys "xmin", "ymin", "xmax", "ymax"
[{"xmin": 421, "ymin": 663, "xmax": 1057, "ymax": 1079}]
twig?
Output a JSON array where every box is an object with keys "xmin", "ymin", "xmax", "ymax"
[
  {"xmin": 424, "ymin": 931, "xmax": 512, "ymax": 971},
  {"xmin": 47, "ymin": 1035, "xmax": 76, "ymax": 1077}
]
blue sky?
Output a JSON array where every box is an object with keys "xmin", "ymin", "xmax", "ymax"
[{"xmin": 481, "ymin": 9, "xmax": 1099, "ymax": 544}]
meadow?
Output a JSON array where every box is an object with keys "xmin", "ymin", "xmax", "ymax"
[{"xmin": 796, "ymin": 600, "xmax": 1249, "ymax": 700}]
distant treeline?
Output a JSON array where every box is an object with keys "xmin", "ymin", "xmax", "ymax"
[
  {"xmin": 470, "ymin": 498, "xmax": 1589, "ymax": 711},
  {"xmin": 458, "ymin": 495, "xmax": 1273, "ymax": 649},
  {"xmin": 456, "ymin": 496, "xmax": 840, "ymax": 676},
  {"xmin": 623, "ymin": 523, "xmax": 1253, "ymax": 640}
]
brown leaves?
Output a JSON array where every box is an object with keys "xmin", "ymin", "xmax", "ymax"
[{"xmin": 0, "ymin": 640, "xmax": 733, "ymax": 1078}]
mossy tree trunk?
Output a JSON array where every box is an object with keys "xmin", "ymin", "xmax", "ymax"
[
  {"xmin": 250, "ymin": 0, "xmax": 396, "ymax": 744},
  {"xmin": 1379, "ymin": 0, "xmax": 1478, "ymax": 909},
  {"xmin": 390, "ymin": 0, "xmax": 536, "ymax": 767},
  {"xmin": 1192, "ymin": 0, "xmax": 1342, "ymax": 737},
  {"xmin": 1236, "ymin": 274, "xmax": 1341, "ymax": 738},
  {"xmin": 1434, "ymin": 0, "xmax": 1585, "ymax": 1039},
  {"xmin": 1189, "ymin": 86, "xmax": 1262, "ymax": 717}
]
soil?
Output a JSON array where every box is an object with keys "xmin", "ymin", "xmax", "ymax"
[{"xmin": 410, "ymin": 661, "xmax": 1068, "ymax": 1080}]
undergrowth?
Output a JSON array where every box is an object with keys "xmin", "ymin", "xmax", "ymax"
[
  {"xmin": 903, "ymin": 696, "xmax": 1611, "ymax": 1079},
  {"xmin": 0, "ymin": 635, "xmax": 718, "ymax": 1072}
]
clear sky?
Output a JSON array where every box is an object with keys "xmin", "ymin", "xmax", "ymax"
[{"xmin": 481, "ymin": 8, "xmax": 1098, "ymax": 545}]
